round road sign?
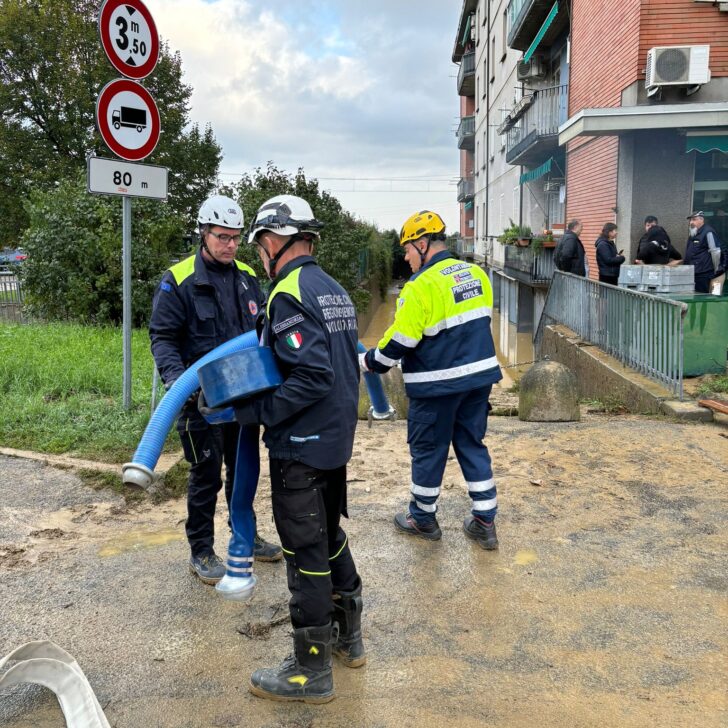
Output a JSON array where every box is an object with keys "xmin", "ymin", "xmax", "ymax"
[
  {"xmin": 96, "ymin": 79, "xmax": 161, "ymax": 161},
  {"xmin": 99, "ymin": 0, "xmax": 159, "ymax": 80}
]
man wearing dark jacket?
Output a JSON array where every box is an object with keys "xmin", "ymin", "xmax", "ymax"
[
  {"xmin": 684, "ymin": 211, "xmax": 728, "ymax": 293},
  {"xmin": 636, "ymin": 216, "xmax": 682, "ymax": 266},
  {"xmin": 149, "ymin": 195, "xmax": 281, "ymax": 585},
  {"xmin": 555, "ymin": 219, "xmax": 587, "ymax": 277},
  {"xmin": 237, "ymin": 194, "xmax": 364, "ymax": 704}
]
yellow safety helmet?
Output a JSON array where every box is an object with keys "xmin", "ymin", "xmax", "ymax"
[{"xmin": 399, "ymin": 210, "xmax": 446, "ymax": 246}]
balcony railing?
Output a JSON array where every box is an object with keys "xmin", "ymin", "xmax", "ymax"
[
  {"xmin": 507, "ymin": 0, "xmax": 563, "ymax": 52},
  {"xmin": 506, "ymin": 84, "xmax": 568, "ymax": 165},
  {"xmin": 503, "ymin": 245, "xmax": 555, "ymax": 285},
  {"xmin": 457, "ymin": 236, "xmax": 475, "ymax": 257},
  {"xmin": 457, "ymin": 115, "xmax": 475, "ymax": 151},
  {"xmin": 457, "ymin": 51, "xmax": 476, "ymax": 96},
  {"xmin": 457, "ymin": 177, "xmax": 474, "ymax": 202}
]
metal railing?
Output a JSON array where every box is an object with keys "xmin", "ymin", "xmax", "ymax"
[
  {"xmin": 504, "ymin": 245, "xmax": 555, "ymax": 283},
  {"xmin": 506, "ymin": 84, "xmax": 568, "ymax": 162},
  {"xmin": 507, "ymin": 0, "xmax": 531, "ymax": 36},
  {"xmin": 457, "ymin": 51, "xmax": 476, "ymax": 93},
  {"xmin": 457, "ymin": 115, "xmax": 476, "ymax": 150},
  {"xmin": 0, "ymin": 271, "xmax": 24, "ymax": 323},
  {"xmin": 535, "ymin": 272, "xmax": 687, "ymax": 398},
  {"xmin": 457, "ymin": 177, "xmax": 474, "ymax": 202},
  {"xmin": 457, "ymin": 237, "xmax": 475, "ymax": 257}
]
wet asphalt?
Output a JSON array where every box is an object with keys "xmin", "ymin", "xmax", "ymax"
[{"xmin": 0, "ymin": 414, "xmax": 726, "ymax": 727}]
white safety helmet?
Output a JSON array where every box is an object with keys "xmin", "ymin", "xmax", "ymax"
[
  {"xmin": 198, "ymin": 195, "xmax": 244, "ymax": 230},
  {"xmin": 247, "ymin": 194, "xmax": 323, "ymax": 244}
]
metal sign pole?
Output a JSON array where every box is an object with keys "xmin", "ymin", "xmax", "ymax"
[{"xmin": 122, "ymin": 195, "xmax": 132, "ymax": 410}]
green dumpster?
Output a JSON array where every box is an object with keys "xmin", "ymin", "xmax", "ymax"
[{"xmin": 659, "ymin": 294, "xmax": 728, "ymax": 376}]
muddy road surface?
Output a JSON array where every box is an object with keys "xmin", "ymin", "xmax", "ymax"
[{"xmin": 1, "ymin": 412, "xmax": 726, "ymax": 727}]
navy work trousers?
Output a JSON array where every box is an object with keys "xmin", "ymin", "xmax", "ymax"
[
  {"xmin": 407, "ymin": 385, "xmax": 497, "ymax": 524},
  {"xmin": 270, "ymin": 459, "xmax": 360, "ymax": 629}
]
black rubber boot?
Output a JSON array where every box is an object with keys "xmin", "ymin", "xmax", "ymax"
[
  {"xmin": 333, "ymin": 584, "xmax": 366, "ymax": 668},
  {"xmin": 394, "ymin": 511, "xmax": 442, "ymax": 541},
  {"xmin": 249, "ymin": 623, "xmax": 336, "ymax": 703},
  {"xmin": 463, "ymin": 516, "xmax": 499, "ymax": 550}
]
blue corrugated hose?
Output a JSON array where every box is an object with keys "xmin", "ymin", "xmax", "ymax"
[
  {"xmin": 123, "ymin": 332, "xmax": 392, "ymax": 488},
  {"xmin": 357, "ymin": 341, "xmax": 391, "ymax": 416}
]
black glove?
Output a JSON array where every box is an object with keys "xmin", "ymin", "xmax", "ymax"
[{"xmin": 234, "ymin": 393, "xmax": 265, "ymax": 427}]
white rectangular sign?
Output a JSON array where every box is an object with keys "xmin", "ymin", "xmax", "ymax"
[{"xmin": 87, "ymin": 156, "xmax": 168, "ymax": 200}]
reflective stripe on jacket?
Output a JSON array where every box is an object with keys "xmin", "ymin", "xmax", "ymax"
[
  {"xmin": 366, "ymin": 250, "xmax": 502, "ymax": 398},
  {"xmin": 149, "ymin": 249, "xmax": 263, "ymax": 386}
]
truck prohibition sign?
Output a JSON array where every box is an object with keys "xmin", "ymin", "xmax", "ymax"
[
  {"xmin": 113, "ymin": 106, "xmax": 147, "ymax": 132},
  {"xmin": 96, "ymin": 78, "xmax": 160, "ymax": 161}
]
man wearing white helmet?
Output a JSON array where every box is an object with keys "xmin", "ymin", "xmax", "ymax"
[
  {"xmin": 235, "ymin": 194, "xmax": 364, "ymax": 704},
  {"xmin": 150, "ymin": 195, "xmax": 282, "ymax": 584}
]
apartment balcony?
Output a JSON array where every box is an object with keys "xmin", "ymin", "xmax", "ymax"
[
  {"xmin": 457, "ymin": 51, "xmax": 476, "ymax": 97},
  {"xmin": 506, "ymin": 84, "xmax": 568, "ymax": 165},
  {"xmin": 503, "ymin": 245, "xmax": 555, "ymax": 286},
  {"xmin": 457, "ymin": 177, "xmax": 474, "ymax": 202},
  {"xmin": 506, "ymin": 0, "xmax": 567, "ymax": 52},
  {"xmin": 457, "ymin": 236, "xmax": 475, "ymax": 258},
  {"xmin": 457, "ymin": 115, "xmax": 475, "ymax": 151}
]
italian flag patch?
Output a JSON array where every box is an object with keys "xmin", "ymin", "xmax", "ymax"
[{"xmin": 285, "ymin": 331, "xmax": 303, "ymax": 349}]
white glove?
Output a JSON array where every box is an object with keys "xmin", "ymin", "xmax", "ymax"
[{"xmin": 358, "ymin": 351, "xmax": 371, "ymax": 373}]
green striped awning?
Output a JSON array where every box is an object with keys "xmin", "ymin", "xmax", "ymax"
[
  {"xmin": 686, "ymin": 135, "xmax": 728, "ymax": 154},
  {"xmin": 524, "ymin": 2, "xmax": 558, "ymax": 63},
  {"xmin": 520, "ymin": 157, "xmax": 552, "ymax": 185},
  {"xmin": 460, "ymin": 14, "xmax": 472, "ymax": 47}
]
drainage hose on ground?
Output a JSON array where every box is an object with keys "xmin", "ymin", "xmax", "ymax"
[
  {"xmin": 122, "ymin": 330, "xmax": 259, "ymax": 490},
  {"xmin": 358, "ymin": 342, "xmax": 396, "ymax": 422}
]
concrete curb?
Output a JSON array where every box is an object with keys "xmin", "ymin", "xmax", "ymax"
[
  {"xmin": 540, "ymin": 324, "xmax": 714, "ymax": 421},
  {"xmin": 0, "ymin": 447, "xmax": 184, "ymax": 476}
]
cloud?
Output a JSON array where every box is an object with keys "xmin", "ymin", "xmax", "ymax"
[{"xmin": 145, "ymin": 0, "xmax": 460, "ymax": 231}]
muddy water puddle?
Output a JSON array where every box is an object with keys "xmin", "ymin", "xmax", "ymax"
[{"xmin": 98, "ymin": 527, "xmax": 183, "ymax": 557}]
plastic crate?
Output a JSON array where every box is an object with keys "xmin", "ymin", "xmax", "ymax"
[{"xmin": 618, "ymin": 265, "xmax": 643, "ymax": 288}]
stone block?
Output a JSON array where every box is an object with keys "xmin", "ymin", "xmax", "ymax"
[{"xmin": 518, "ymin": 360, "xmax": 580, "ymax": 422}]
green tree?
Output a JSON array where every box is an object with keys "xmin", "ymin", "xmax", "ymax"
[
  {"xmin": 228, "ymin": 163, "xmax": 378, "ymax": 311},
  {"xmin": 0, "ymin": 0, "xmax": 221, "ymax": 245},
  {"xmin": 20, "ymin": 174, "xmax": 185, "ymax": 325}
]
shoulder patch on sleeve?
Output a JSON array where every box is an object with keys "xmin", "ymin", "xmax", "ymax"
[
  {"xmin": 160, "ymin": 281, "xmax": 173, "ymax": 292},
  {"xmin": 273, "ymin": 313, "xmax": 305, "ymax": 335}
]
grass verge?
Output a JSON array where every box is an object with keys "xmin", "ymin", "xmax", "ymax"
[
  {"xmin": 696, "ymin": 374, "xmax": 728, "ymax": 397},
  {"xmin": 0, "ymin": 322, "xmax": 178, "ymax": 462}
]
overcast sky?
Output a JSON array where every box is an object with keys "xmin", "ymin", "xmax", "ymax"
[{"xmin": 145, "ymin": 0, "xmax": 461, "ymax": 232}]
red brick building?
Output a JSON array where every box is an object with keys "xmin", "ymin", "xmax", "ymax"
[{"xmin": 563, "ymin": 0, "xmax": 728, "ymax": 274}]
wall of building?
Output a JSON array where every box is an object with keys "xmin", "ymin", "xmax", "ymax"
[
  {"xmin": 638, "ymin": 0, "xmax": 728, "ymax": 78},
  {"xmin": 569, "ymin": 0, "xmax": 641, "ymax": 112},
  {"xmin": 616, "ymin": 129, "xmax": 696, "ymax": 260},
  {"xmin": 483, "ymin": 0, "xmax": 522, "ymax": 247},
  {"xmin": 567, "ymin": 0, "xmax": 637, "ymax": 276},
  {"xmin": 566, "ymin": 136, "xmax": 619, "ymax": 276}
]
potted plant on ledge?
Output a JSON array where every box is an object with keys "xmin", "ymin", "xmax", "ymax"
[{"xmin": 498, "ymin": 219, "xmax": 533, "ymax": 247}]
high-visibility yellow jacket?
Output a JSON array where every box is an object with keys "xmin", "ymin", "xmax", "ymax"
[{"xmin": 365, "ymin": 250, "xmax": 501, "ymax": 398}]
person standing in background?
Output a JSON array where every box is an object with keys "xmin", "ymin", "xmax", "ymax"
[{"xmin": 595, "ymin": 223, "xmax": 625, "ymax": 286}]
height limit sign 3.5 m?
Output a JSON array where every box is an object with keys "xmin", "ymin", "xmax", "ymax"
[{"xmin": 99, "ymin": 0, "xmax": 159, "ymax": 79}]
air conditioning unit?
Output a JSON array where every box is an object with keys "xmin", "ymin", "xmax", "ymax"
[
  {"xmin": 544, "ymin": 180, "xmax": 561, "ymax": 193},
  {"xmin": 645, "ymin": 45, "xmax": 710, "ymax": 91},
  {"xmin": 517, "ymin": 56, "xmax": 545, "ymax": 81},
  {"xmin": 470, "ymin": 23, "xmax": 476, "ymax": 43}
]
